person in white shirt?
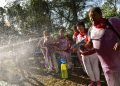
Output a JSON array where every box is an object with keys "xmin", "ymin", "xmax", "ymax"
[{"xmin": 76, "ymin": 21, "xmax": 101, "ymax": 86}]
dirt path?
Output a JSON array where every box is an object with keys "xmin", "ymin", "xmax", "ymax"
[{"xmin": 0, "ymin": 55, "xmax": 107, "ymax": 86}]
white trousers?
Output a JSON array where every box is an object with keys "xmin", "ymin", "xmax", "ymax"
[
  {"xmin": 77, "ymin": 51, "xmax": 85, "ymax": 72},
  {"xmin": 82, "ymin": 53, "xmax": 100, "ymax": 81},
  {"xmin": 41, "ymin": 48, "xmax": 58, "ymax": 72}
]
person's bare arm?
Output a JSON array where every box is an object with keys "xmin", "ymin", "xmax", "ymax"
[{"xmin": 113, "ymin": 41, "xmax": 120, "ymax": 51}]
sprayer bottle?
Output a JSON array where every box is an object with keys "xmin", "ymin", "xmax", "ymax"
[{"xmin": 60, "ymin": 58, "xmax": 68, "ymax": 79}]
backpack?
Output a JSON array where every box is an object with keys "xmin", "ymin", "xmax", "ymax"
[{"xmin": 107, "ymin": 17, "xmax": 120, "ymax": 39}]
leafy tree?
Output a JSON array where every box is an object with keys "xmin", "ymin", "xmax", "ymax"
[
  {"xmin": 101, "ymin": 0, "xmax": 119, "ymax": 18},
  {"xmin": 5, "ymin": 0, "xmax": 98, "ymax": 36},
  {"xmin": 49, "ymin": 0, "xmax": 86, "ymax": 29}
]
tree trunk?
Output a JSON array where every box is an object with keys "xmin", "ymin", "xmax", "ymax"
[{"xmin": 71, "ymin": 0, "xmax": 78, "ymax": 24}]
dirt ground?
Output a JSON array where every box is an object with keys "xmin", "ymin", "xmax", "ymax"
[{"xmin": 0, "ymin": 54, "xmax": 107, "ymax": 86}]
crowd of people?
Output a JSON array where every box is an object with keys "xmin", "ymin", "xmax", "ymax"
[{"xmin": 38, "ymin": 7, "xmax": 120, "ymax": 86}]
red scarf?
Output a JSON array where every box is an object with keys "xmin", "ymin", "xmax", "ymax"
[
  {"xmin": 80, "ymin": 32, "xmax": 86, "ymax": 37},
  {"xmin": 94, "ymin": 18, "xmax": 107, "ymax": 29},
  {"xmin": 74, "ymin": 31, "xmax": 79, "ymax": 37},
  {"xmin": 79, "ymin": 29, "xmax": 87, "ymax": 37},
  {"xmin": 84, "ymin": 37, "xmax": 88, "ymax": 43},
  {"xmin": 79, "ymin": 31, "xmax": 88, "ymax": 43}
]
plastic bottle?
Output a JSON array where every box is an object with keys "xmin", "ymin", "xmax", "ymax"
[{"xmin": 60, "ymin": 58, "xmax": 68, "ymax": 79}]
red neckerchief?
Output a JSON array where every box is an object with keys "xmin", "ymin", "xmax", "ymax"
[
  {"xmin": 80, "ymin": 32, "xmax": 86, "ymax": 37},
  {"xmin": 74, "ymin": 31, "xmax": 79, "ymax": 37},
  {"xmin": 79, "ymin": 29, "xmax": 87, "ymax": 37},
  {"xmin": 94, "ymin": 18, "xmax": 107, "ymax": 29},
  {"xmin": 79, "ymin": 30, "xmax": 88, "ymax": 43},
  {"xmin": 84, "ymin": 36, "xmax": 88, "ymax": 43}
]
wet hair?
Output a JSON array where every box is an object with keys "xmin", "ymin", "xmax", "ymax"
[
  {"xmin": 71, "ymin": 25, "xmax": 77, "ymax": 32},
  {"xmin": 73, "ymin": 25, "xmax": 77, "ymax": 30},
  {"xmin": 76, "ymin": 21, "xmax": 85, "ymax": 28},
  {"xmin": 43, "ymin": 30, "xmax": 49, "ymax": 35},
  {"xmin": 43, "ymin": 30, "xmax": 48, "ymax": 33},
  {"xmin": 89, "ymin": 7, "xmax": 102, "ymax": 15},
  {"xmin": 59, "ymin": 28, "xmax": 65, "ymax": 33}
]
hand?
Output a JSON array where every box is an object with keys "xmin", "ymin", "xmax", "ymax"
[
  {"xmin": 72, "ymin": 48, "xmax": 78, "ymax": 53},
  {"xmin": 80, "ymin": 44, "xmax": 86, "ymax": 51},
  {"xmin": 113, "ymin": 42, "xmax": 120, "ymax": 51},
  {"xmin": 85, "ymin": 41, "xmax": 93, "ymax": 49}
]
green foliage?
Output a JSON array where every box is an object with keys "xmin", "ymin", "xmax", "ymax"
[
  {"xmin": 0, "ymin": 7, "xmax": 5, "ymax": 15},
  {"xmin": 48, "ymin": 0, "xmax": 87, "ymax": 29},
  {"xmin": 65, "ymin": 29, "xmax": 73, "ymax": 39},
  {"xmin": 101, "ymin": 0, "xmax": 119, "ymax": 18},
  {"xmin": 4, "ymin": 0, "xmax": 106, "ymax": 36}
]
